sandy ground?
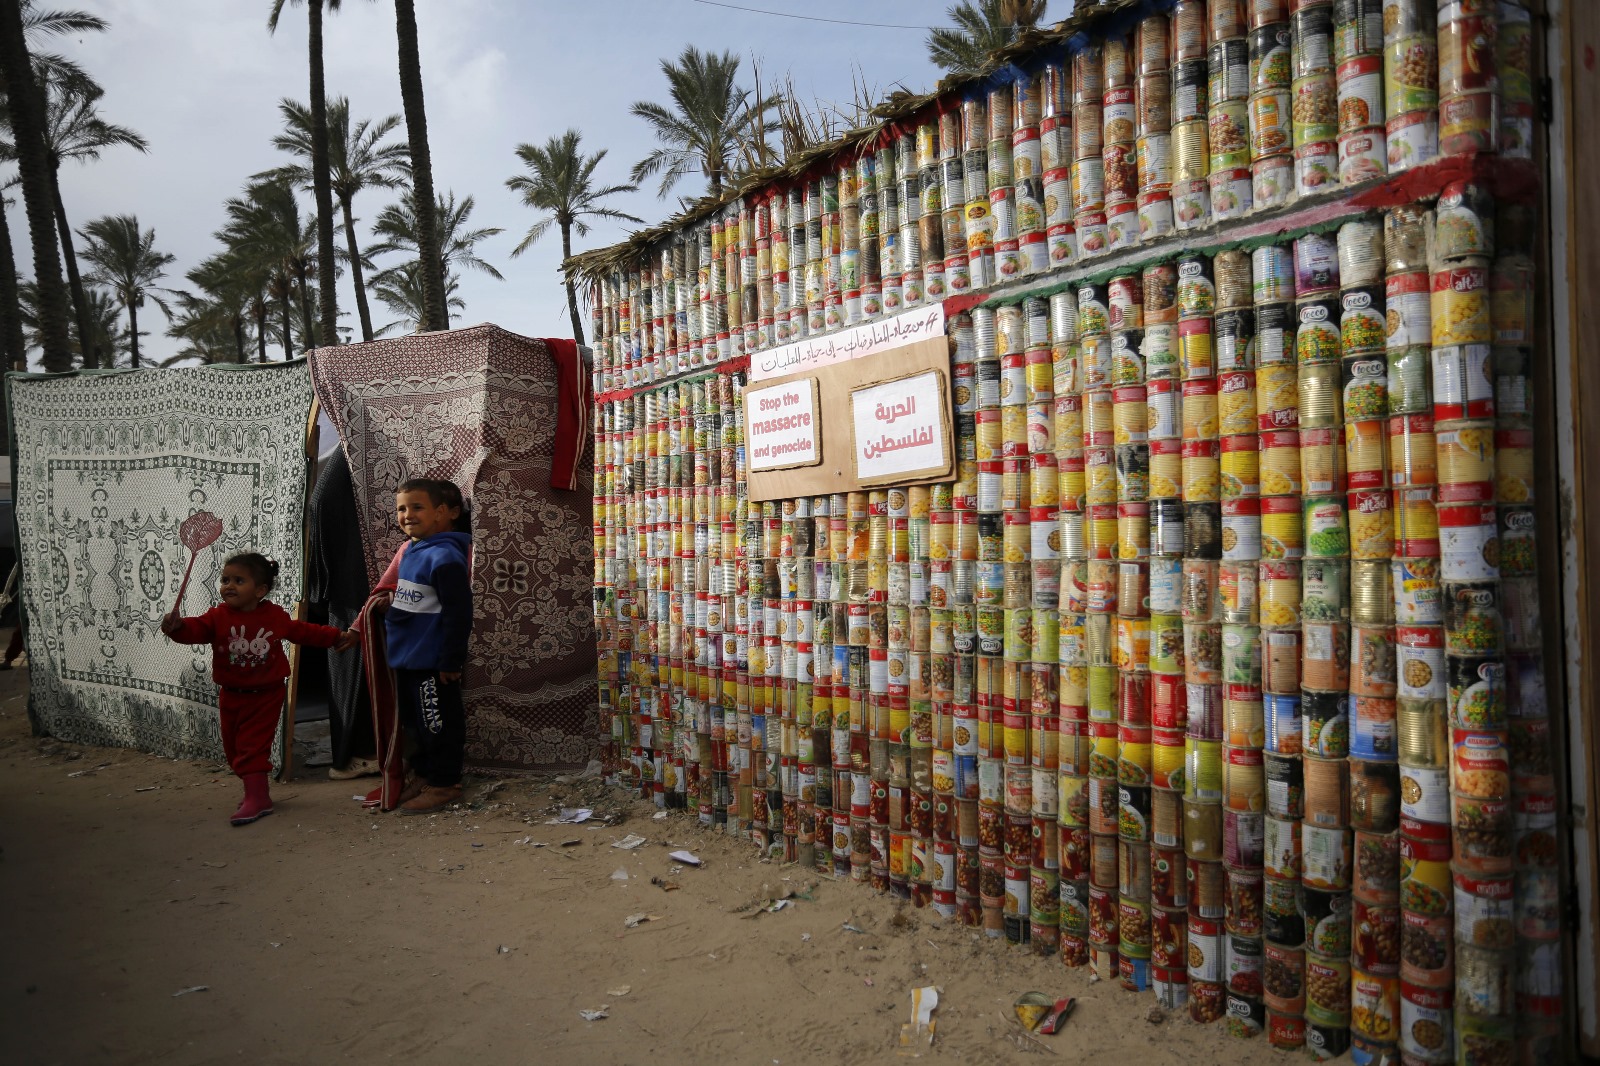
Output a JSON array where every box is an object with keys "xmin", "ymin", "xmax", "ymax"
[{"xmin": 0, "ymin": 671, "xmax": 1289, "ymax": 1066}]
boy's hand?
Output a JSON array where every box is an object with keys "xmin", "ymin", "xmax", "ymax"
[
  {"xmin": 440, "ymin": 671, "xmax": 462, "ymax": 684},
  {"xmin": 334, "ymin": 629, "xmax": 361, "ymax": 652},
  {"xmin": 159, "ymin": 612, "xmax": 181, "ymax": 637}
]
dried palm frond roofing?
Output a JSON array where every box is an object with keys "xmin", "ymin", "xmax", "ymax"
[{"xmin": 564, "ymin": 0, "xmax": 1148, "ymax": 284}]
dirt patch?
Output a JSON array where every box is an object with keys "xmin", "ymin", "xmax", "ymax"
[{"xmin": 0, "ymin": 672, "xmax": 1284, "ymax": 1065}]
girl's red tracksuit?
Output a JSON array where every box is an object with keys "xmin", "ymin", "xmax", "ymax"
[{"xmin": 168, "ymin": 603, "xmax": 342, "ymax": 775}]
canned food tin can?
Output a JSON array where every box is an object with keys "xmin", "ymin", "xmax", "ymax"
[
  {"xmin": 1335, "ymin": 54, "xmax": 1384, "ymax": 133},
  {"xmin": 1249, "ymin": 90, "xmax": 1293, "ymax": 157},
  {"xmin": 1304, "ymin": 690, "xmax": 1350, "ymax": 757},
  {"xmin": 1350, "ymin": 967, "xmax": 1401, "ymax": 1043},
  {"xmin": 1304, "ymin": 886, "xmax": 1354, "ymax": 956},
  {"xmin": 1450, "ymin": 801, "xmax": 1513, "ymax": 879},
  {"xmin": 1265, "ymin": 697, "xmax": 1303, "ymax": 756},
  {"xmin": 1398, "ymin": 981, "xmax": 1453, "ymax": 1063},
  {"xmin": 1263, "ymin": 626, "xmax": 1303, "ymax": 694},
  {"xmin": 1265, "ymin": 872, "xmax": 1306, "ymax": 944},
  {"xmin": 1260, "ymin": 494, "xmax": 1304, "ymax": 559},
  {"xmin": 1384, "ymin": 108, "xmax": 1437, "ymax": 172},
  {"xmin": 1256, "ymin": 365, "xmax": 1299, "ymax": 431},
  {"xmin": 1191, "ymin": 858, "xmax": 1228, "ymax": 920},
  {"xmin": 1253, "ymin": 154, "xmax": 1294, "ymax": 210},
  {"xmin": 1352, "ymin": 892, "xmax": 1402, "ymax": 971},
  {"xmin": 1341, "ymin": 288, "xmax": 1387, "ymax": 356},
  {"xmin": 1304, "ymin": 951, "xmax": 1353, "ymax": 1025},
  {"xmin": 1304, "ymin": 752, "xmax": 1351, "ymax": 827},
  {"xmin": 1396, "ymin": 630, "xmax": 1445, "ymax": 706},
  {"xmin": 1209, "ymin": 166, "xmax": 1254, "ymax": 219},
  {"xmin": 1431, "ymin": 345, "xmax": 1494, "ymax": 422},
  {"xmin": 1387, "ymin": 347, "xmax": 1430, "ymax": 415},
  {"xmin": 1454, "ymin": 943, "xmax": 1513, "ymax": 1016},
  {"xmin": 1337, "ymin": 126, "xmax": 1388, "ymax": 183},
  {"xmin": 1226, "ymin": 932, "xmax": 1265, "ymax": 1003},
  {"xmin": 1264, "ymin": 940, "xmax": 1307, "ymax": 1013},
  {"xmin": 1222, "ymin": 499, "xmax": 1262, "ymax": 564},
  {"xmin": 1431, "ymin": 263, "xmax": 1490, "ymax": 346},
  {"xmin": 1291, "ymin": 74, "xmax": 1338, "ymax": 146},
  {"xmin": 1434, "ymin": 425, "xmax": 1494, "ymax": 503},
  {"xmin": 1250, "ymin": 24, "xmax": 1293, "ymax": 93}
]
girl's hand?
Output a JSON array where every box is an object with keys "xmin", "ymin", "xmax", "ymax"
[
  {"xmin": 334, "ymin": 629, "xmax": 361, "ymax": 652},
  {"xmin": 160, "ymin": 612, "xmax": 181, "ymax": 636}
]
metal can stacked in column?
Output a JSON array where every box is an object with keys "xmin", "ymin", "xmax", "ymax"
[
  {"xmin": 1248, "ymin": 1, "xmax": 1294, "ymax": 209},
  {"xmin": 1110, "ymin": 272, "xmax": 1153, "ymax": 991},
  {"xmin": 1012, "ymin": 75, "xmax": 1049, "ymax": 277},
  {"xmin": 1135, "ymin": 8, "xmax": 1176, "ymax": 243},
  {"xmin": 1334, "ymin": 0, "xmax": 1387, "ymax": 183},
  {"xmin": 1207, "ymin": 0, "xmax": 1252, "ymax": 220},
  {"xmin": 1055, "ymin": 290, "xmax": 1092, "ymax": 969},
  {"xmin": 1291, "ymin": 0, "xmax": 1340, "ymax": 197},
  {"xmin": 1169, "ymin": 0, "xmax": 1211, "ymax": 230},
  {"xmin": 1073, "ymin": 39, "xmax": 1110, "ymax": 258},
  {"xmin": 1382, "ymin": 0, "xmax": 1439, "ymax": 172},
  {"xmin": 1339, "ymin": 217, "xmax": 1406, "ymax": 1064},
  {"xmin": 1496, "ymin": 0, "xmax": 1534, "ymax": 159},
  {"xmin": 1431, "ymin": 180, "xmax": 1512, "ymax": 1065},
  {"xmin": 966, "ymin": 92, "xmax": 997, "ymax": 290},
  {"xmin": 1176, "ymin": 249, "xmax": 1227, "ymax": 1028},
  {"xmin": 1250, "ymin": 239, "xmax": 1306, "ymax": 1048},
  {"xmin": 1103, "ymin": 28, "xmax": 1140, "ymax": 252},
  {"xmin": 1145, "ymin": 257, "xmax": 1189, "ymax": 1012},
  {"xmin": 988, "ymin": 82, "xmax": 1019, "ymax": 287},
  {"xmin": 1385, "ymin": 194, "xmax": 1453, "ymax": 1065},
  {"xmin": 1437, "ymin": 0, "xmax": 1498, "ymax": 157},
  {"xmin": 1490, "ymin": 193, "xmax": 1562, "ymax": 1062},
  {"xmin": 1040, "ymin": 55, "xmax": 1077, "ymax": 267},
  {"xmin": 916, "ymin": 118, "xmax": 945, "ymax": 303},
  {"xmin": 1078, "ymin": 282, "xmax": 1119, "ymax": 977}
]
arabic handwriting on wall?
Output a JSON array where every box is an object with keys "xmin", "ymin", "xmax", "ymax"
[
  {"xmin": 860, "ymin": 425, "xmax": 935, "ymax": 461},
  {"xmin": 873, "ymin": 396, "xmax": 917, "ymax": 424}
]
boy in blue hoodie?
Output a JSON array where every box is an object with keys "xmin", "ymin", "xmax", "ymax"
[{"xmin": 387, "ymin": 478, "xmax": 473, "ymax": 814}]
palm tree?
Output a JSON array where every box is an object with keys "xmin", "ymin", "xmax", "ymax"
[
  {"xmin": 165, "ymin": 293, "xmax": 246, "ymax": 367},
  {"xmin": 19, "ymin": 280, "xmax": 125, "ymax": 367},
  {"xmin": 268, "ymin": 0, "xmax": 341, "ymax": 349},
  {"xmin": 506, "ymin": 130, "xmax": 641, "ymax": 345},
  {"xmin": 262, "ymin": 96, "xmax": 406, "ymax": 342},
  {"xmin": 628, "ymin": 45, "xmax": 779, "ymax": 200},
  {"xmin": 18, "ymin": 78, "xmax": 148, "ymax": 368},
  {"xmin": 371, "ymin": 259, "xmax": 463, "ymax": 337},
  {"xmin": 0, "ymin": 0, "xmax": 71, "ymax": 369},
  {"xmin": 370, "ymin": 189, "xmax": 501, "ymax": 330},
  {"xmin": 76, "ymin": 214, "xmax": 175, "ymax": 369},
  {"xmin": 927, "ymin": 0, "xmax": 1050, "ymax": 75},
  {"xmin": 0, "ymin": 182, "xmax": 25, "ymax": 369},
  {"xmin": 392, "ymin": 0, "xmax": 445, "ymax": 332},
  {"xmin": 178, "ymin": 252, "xmax": 262, "ymax": 364},
  {"xmin": 218, "ymin": 179, "xmax": 317, "ymax": 358},
  {"xmin": 17, "ymin": 1, "xmax": 105, "ymax": 93}
]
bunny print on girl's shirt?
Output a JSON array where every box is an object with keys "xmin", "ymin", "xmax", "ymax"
[{"xmin": 227, "ymin": 626, "xmax": 274, "ymax": 669}]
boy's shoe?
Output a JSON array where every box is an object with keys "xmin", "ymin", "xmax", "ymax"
[
  {"xmin": 398, "ymin": 784, "xmax": 462, "ymax": 815},
  {"xmin": 329, "ymin": 757, "xmax": 380, "ymax": 781},
  {"xmin": 360, "ymin": 773, "xmax": 421, "ymax": 810},
  {"xmin": 231, "ymin": 773, "xmax": 274, "ymax": 826}
]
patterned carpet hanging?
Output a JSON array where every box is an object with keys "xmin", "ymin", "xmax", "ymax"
[
  {"xmin": 8, "ymin": 363, "xmax": 315, "ymax": 765},
  {"xmin": 308, "ymin": 325, "xmax": 597, "ymax": 771}
]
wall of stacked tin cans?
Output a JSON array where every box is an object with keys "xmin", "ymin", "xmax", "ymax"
[{"xmin": 582, "ymin": 0, "xmax": 1560, "ymax": 1061}]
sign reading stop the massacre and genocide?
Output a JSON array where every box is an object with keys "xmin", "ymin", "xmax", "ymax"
[{"xmin": 744, "ymin": 377, "xmax": 820, "ymax": 471}]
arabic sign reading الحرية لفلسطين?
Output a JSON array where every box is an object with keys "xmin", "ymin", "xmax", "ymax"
[
  {"xmin": 749, "ymin": 304, "xmax": 946, "ymax": 383},
  {"xmin": 850, "ymin": 370, "xmax": 948, "ymax": 482},
  {"xmin": 745, "ymin": 377, "xmax": 819, "ymax": 472}
]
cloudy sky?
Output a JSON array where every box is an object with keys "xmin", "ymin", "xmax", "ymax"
[{"xmin": 3, "ymin": 0, "xmax": 1024, "ymax": 367}]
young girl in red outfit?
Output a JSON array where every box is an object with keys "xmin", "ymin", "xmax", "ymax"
[{"xmin": 163, "ymin": 552, "xmax": 358, "ymax": 825}]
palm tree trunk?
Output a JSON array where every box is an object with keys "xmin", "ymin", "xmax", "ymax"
[
  {"xmin": 295, "ymin": 264, "xmax": 315, "ymax": 348},
  {"xmin": 279, "ymin": 291, "xmax": 294, "ymax": 360},
  {"xmin": 308, "ymin": 0, "xmax": 339, "ymax": 348},
  {"xmin": 233, "ymin": 313, "xmax": 246, "ymax": 363},
  {"xmin": 50, "ymin": 167, "xmax": 97, "ymax": 369},
  {"xmin": 394, "ymin": 0, "xmax": 446, "ymax": 333},
  {"xmin": 341, "ymin": 197, "xmax": 375, "ymax": 341},
  {"xmin": 0, "ymin": 195, "xmax": 26, "ymax": 370},
  {"xmin": 0, "ymin": 0, "xmax": 72, "ymax": 371},
  {"xmin": 254, "ymin": 299, "xmax": 269, "ymax": 363},
  {"xmin": 127, "ymin": 299, "xmax": 140, "ymax": 369},
  {"xmin": 560, "ymin": 222, "xmax": 585, "ymax": 345}
]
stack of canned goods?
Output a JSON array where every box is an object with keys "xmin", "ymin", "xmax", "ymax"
[
  {"xmin": 1040, "ymin": 56, "xmax": 1078, "ymax": 267},
  {"xmin": 1335, "ymin": 0, "xmax": 1387, "ymax": 183},
  {"xmin": 1291, "ymin": 0, "xmax": 1340, "ymax": 196},
  {"xmin": 1103, "ymin": 30, "xmax": 1141, "ymax": 251},
  {"xmin": 1436, "ymin": 0, "xmax": 1498, "ymax": 157},
  {"xmin": 1167, "ymin": 0, "xmax": 1211, "ymax": 229},
  {"xmin": 1110, "ymin": 272, "xmax": 1156, "ymax": 990},
  {"xmin": 1072, "ymin": 39, "xmax": 1110, "ymax": 258},
  {"xmin": 1010, "ymin": 73, "xmax": 1050, "ymax": 277},
  {"xmin": 1383, "ymin": 0, "xmax": 1439, "ymax": 171},
  {"xmin": 1134, "ymin": 8, "xmax": 1177, "ymax": 242},
  {"xmin": 1170, "ymin": 248, "xmax": 1230, "ymax": 1028},
  {"xmin": 1207, "ymin": 0, "xmax": 1255, "ymax": 219},
  {"xmin": 1495, "ymin": 1, "xmax": 1534, "ymax": 158},
  {"xmin": 1490, "ymin": 202, "xmax": 1562, "ymax": 1061},
  {"xmin": 917, "ymin": 116, "xmax": 949, "ymax": 303},
  {"xmin": 985, "ymin": 83, "xmax": 1019, "ymax": 285},
  {"xmin": 1248, "ymin": 1, "xmax": 1294, "ymax": 208}
]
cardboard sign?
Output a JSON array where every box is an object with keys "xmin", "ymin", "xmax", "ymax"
[
  {"xmin": 744, "ymin": 336, "xmax": 953, "ymax": 502},
  {"xmin": 748, "ymin": 304, "xmax": 946, "ymax": 383},
  {"xmin": 745, "ymin": 377, "xmax": 820, "ymax": 471},
  {"xmin": 850, "ymin": 371, "xmax": 950, "ymax": 484}
]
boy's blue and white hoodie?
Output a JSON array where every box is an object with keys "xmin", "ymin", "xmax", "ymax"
[{"xmin": 386, "ymin": 531, "xmax": 473, "ymax": 672}]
